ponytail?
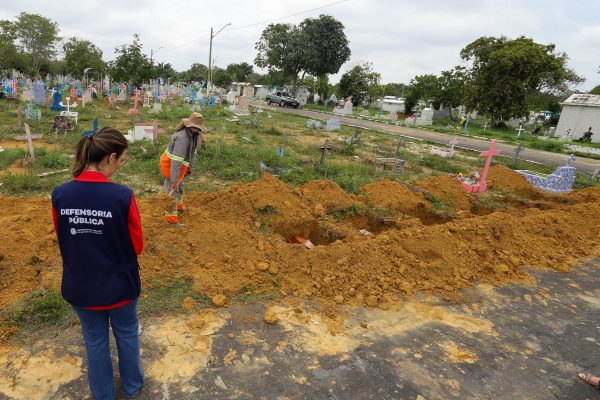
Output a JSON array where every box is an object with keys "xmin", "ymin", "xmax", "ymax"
[{"xmin": 73, "ymin": 127, "xmax": 128, "ymax": 177}]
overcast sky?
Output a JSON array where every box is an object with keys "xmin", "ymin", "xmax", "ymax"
[{"xmin": 1, "ymin": 0, "xmax": 599, "ymax": 90}]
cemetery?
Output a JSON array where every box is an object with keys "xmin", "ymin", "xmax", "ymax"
[{"xmin": 0, "ymin": 7, "xmax": 600, "ymax": 399}]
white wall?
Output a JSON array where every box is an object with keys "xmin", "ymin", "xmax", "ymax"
[{"xmin": 555, "ymin": 105, "xmax": 600, "ymax": 142}]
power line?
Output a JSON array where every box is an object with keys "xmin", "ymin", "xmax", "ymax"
[
  {"xmin": 226, "ymin": 0, "xmax": 351, "ymax": 31},
  {"xmin": 160, "ymin": 0, "xmax": 350, "ymax": 54}
]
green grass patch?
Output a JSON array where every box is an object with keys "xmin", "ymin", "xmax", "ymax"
[
  {"xmin": 231, "ymin": 284, "xmax": 280, "ymax": 303},
  {"xmin": 139, "ymin": 277, "xmax": 210, "ymax": 316},
  {"xmin": 0, "ymin": 148, "xmax": 26, "ymax": 169},
  {"xmin": 2, "ymin": 289, "xmax": 75, "ymax": 339}
]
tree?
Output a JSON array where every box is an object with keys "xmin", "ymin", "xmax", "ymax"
[
  {"xmin": 0, "ymin": 20, "xmax": 26, "ymax": 74},
  {"xmin": 461, "ymin": 36, "xmax": 583, "ymax": 126},
  {"xmin": 212, "ymin": 66, "xmax": 232, "ymax": 88},
  {"xmin": 591, "ymin": 85, "xmax": 600, "ymax": 95},
  {"xmin": 180, "ymin": 63, "xmax": 208, "ymax": 82},
  {"xmin": 109, "ymin": 34, "xmax": 153, "ymax": 86},
  {"xmin": 315, "ymin": 75, "xmax": 331, "ymax": 102},
  {"xmin": 300, "ymin": 15, "xmax": 351, "ymax": 77},
  {"xmin": 63, "ymin": 37, "xmax": 105, "ymax": 78},
  {"xmin": 225, "ymin": 62, "xmax": 253, "ymax": 82},
  {"xmin": 154, "ymin": 62, "xmax": 178, "ymax": 81},
  {"xmin": 255, "ymin": 15, "xmax": 350, "ymax": 90},
  {"xmin": 383, "ymin": 83, "xmax": 406, "ymax": 98},
  {"xmin": 13, "ymin": 13, "xmax": 60, "ymax": 75},
  {"xmin": 437, "ymin": 67, "xmax": 466, "ymax": 113},
  {"xmin": 339, "ymin": 62, "xmax": 381, "ymax": 106},
  {"xmin": 255, "ymin": 23, "xmax": 306, "ymax": 88}
]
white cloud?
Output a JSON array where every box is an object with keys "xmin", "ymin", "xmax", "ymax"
[{"xmin": 0, "ymin": 0, "xmax": 598, "ymax": 90}]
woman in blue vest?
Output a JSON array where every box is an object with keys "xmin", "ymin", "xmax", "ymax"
[{"xmin": 52, "ymin": 127, "xmax": 144, "ymax": 400}]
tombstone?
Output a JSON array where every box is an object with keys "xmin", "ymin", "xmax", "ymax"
[
  {"xmin": 116, "ymin": 90, "xmax": 126, "ymax": 102},
  {"xmin": 313, "ymin": 93, "xmax": 320, "ymax": 104},
  {"xmin": 517, "ymin": 155, "xmax": 577, "ymax": 193},
  {"xmin": 430, "ymin": 137, "xmax": 459, "ymax": 158},
  {"xmin": 82, "ymin": 118, "xmax": 99, "ymax": 137},
  {"xmin": 32, "ymin": 82, "xmax": 46, "ymax": 105},
  {"xmin": 516, "ymin": 125, "xmax": 525, "ymax": 137},
  {"xmin": 21, "ymin": 88, "xmax": 34, "ymax": 102},
  {"xmin": 306, "ymin": 119, "xmax": 322, "ymax": 129},
  {"xmin": 150, "ymin": 101, "xmax": 163, "ymax": 114},
  {"xmin": 81, "ymin": 89, "xmax": 93, "ymax": 108},
  {"xmin": 59, "ymin": 97, "xmax": 79, "ymax": 124},
  {"xmin": 415, "ymin": 108, "xmax": 434, "ymax": 126},
  {"xmin": 235, "ymin": 96, "xmax": 250, "ymax": 115},
  {"xmin": 51, "ymin": 91, "xmax": 65, "ymax": 111},
  {"xmin": 329, "ymin": 94, "xmax": 338, "ymax": 106},
  {"xmin": 107, "ymin": 94, "xmax": 117, "ymax": 109},
  {"xmin": 125, "ymin": 122, "xmax": 165, "ymax": 142},
  {"xmin": 25, "ymin": 103, "xmax": 42, "ymax": 121},
  {"xmin": 333, "ymin": 97, "xmax": 353, "ymax": 115},
  {"xmin": 511, "ymin": 143, "xmax": 523, "ymax": 168},
  {"xmin": 142, "ymin": 91, "xmax": 152, "ymax": 108},
  {"xmin": 325, "ymin": 118, "xmax": 341, "ymax": 131},
  {"xmin": 226, "ymin": 90, "xmax": 236, "ymax": 103},
  {"xmin": 295, "ymin": 86, "xmax": 309, "ymax": 106},
  {"xmin": 52, "ymin": 116, "xmax": 74, "ymax": 133}
]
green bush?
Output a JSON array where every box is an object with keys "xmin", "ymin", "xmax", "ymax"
[{"xmin": 0, "ymin": 148, "xmax": 26, "ymax": 169}]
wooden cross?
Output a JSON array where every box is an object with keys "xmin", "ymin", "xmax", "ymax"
[
  {"xmin": 319, "ymin": 139, "xmax": 330, "ymax": 166},
  {"xmin": 588, "ymin": 168, "xmax": 600, "ymax": 184},
  {"xmin": 395, "ymin": 139, "xmax": 404, "ymax": 157},
  {"xmin": 512, "ymin": 143, "xmax": 523, "ymax": 168},
  {"xmin": 516, "ymin": 124, "xmax": 525, "ymax": 137},
  {"xmin": 478, "ymin": 139, "xmax": 501, "ymax": 191},
  {"xmin": 449, "ymin": 137, "xmax": 459, "ymax": 151},
  {"xmin": 17, "ymin": 124, "xmax": 41, "ymax": 161},
  {"xmin": 152, "ymin": 118, "xmax": 158, "ymax": 152}
]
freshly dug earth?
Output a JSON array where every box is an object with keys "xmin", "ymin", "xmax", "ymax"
[
  {"xmin": 297, "ymin": 180, "xmax": 361, "ymax": 216},
  {"xmin": 414, "ymin": 175, "xmax": 473, "ymax": 211},
  {"xmin": 487, "ymin": 165, "xmax": 544, "ymax": 198},
  {"xmin": 0, "ymin": 173, "xmax": 599, "ymax": 317}
]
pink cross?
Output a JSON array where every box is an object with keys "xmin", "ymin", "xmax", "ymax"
[
  {"xmin": 478, "ymin": 139, "xmax": 501, "ymax": 192},
  {"xmin": 128, "ymin": 88, "xmax": 140, "ymax": 115}
]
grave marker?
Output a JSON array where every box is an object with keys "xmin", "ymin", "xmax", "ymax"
[
  {"xmin": 128, "ymin": 88, "xmax": 140, "ymax": 115},
  {"xmin": 18, "ymin": 124, "xmax": 42, "ymax": 161},
  {"xmin": 319, "ymin": 139, "xmax": 330, "ymax": 166},
  {"xmin": 511, "ymin": 143, "xmax": 523, "ymax": 168},
  {"xmin": 516, "ymin": 125, "xmax": 525, "ymax": 137}
]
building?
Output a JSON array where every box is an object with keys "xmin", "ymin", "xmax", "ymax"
[
  {"xmin": 555, "ymin": 94, "xmax": 600, "ymax": 142},
  {"xmin": 376, "ymin": 96, "xmax": 405, "ymax": 113}
]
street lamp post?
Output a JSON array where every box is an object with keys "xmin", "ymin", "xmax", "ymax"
[{"xmin": 208, "ymin": 23, "xmax": 230, "ymax": 95}]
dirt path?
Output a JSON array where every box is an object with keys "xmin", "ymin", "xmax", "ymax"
[
  {"xmin": 256, "ymin": 104, "xmax": 600, "ymax": 175},
  {"xmin": 1, "ymin": 258, "xmax": 599, "ymax": 400}
]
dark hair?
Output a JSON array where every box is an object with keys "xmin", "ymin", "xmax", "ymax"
[{"xmin": 73, "ymin": 127, "xmax": 128, "ymax": 177}]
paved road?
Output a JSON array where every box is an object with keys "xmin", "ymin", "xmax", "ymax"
[{"xmin": 258, "ymin": 105, "xmax": 600, "ymax": 175}]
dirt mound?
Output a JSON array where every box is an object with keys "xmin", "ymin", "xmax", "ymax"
[
  {"xmin": 414, "ymin": 175, "xmax": 473, "ymax": 211},
  {"xmin": 1, "ymin": 176, "xmax": 599, "ymax": 318},
  {"xmin": 297, "ymin": 180, "xmax": 361, "ymax": 215},
  {"xmin": 360, "ymin": 180, "xmax": 440, "ymax": 224},
  {"xmin": 201, "ymin": 173, "xmax": 316, "ymax": 238},
  {"xmin": 487, "ymin": 165, "xmax": 544, "ymax": 198}
]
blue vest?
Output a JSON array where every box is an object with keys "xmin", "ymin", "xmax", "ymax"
[{"xmin": 52, "ymin": 181, "xmax": 141, "ymax": 307}]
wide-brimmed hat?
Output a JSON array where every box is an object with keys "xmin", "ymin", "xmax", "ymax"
[{"xmin": 176, "ymin": 112, "xmax": 207, "ymax": 132}]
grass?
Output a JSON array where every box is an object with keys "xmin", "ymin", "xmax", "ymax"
[
  {"xmin": 231, "ymin": 284, "xmax": 280, "ymax": 303},
  {"xmin": 2, "ymin": 289, "xmax": 75, "ymax": 340},
  {"xmin": 138, "ymin": 277, "xmax": 211, "ymax": 316}
]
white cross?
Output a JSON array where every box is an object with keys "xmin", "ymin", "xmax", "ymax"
[
  {"xmin": 483, "ymin": 121, "xmax": 488, "ymax": 131},
  {"xmin": 516, "ymin": 125, "xmax": 525, "ymax": 137},
  {"xmin": 449, "ymin": 137, "xmax": 459, "ymax": 150},
  {"xmin": 65, "ymin": 96, "xmax": 71, "ymax": 112}
]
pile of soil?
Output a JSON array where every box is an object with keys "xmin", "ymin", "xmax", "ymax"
[
  {"xmin": 360, "ymin": 180, "xmax": 440, "ymax": 224},
  {"xmin": 414, "ymin": 175, "xmax": 473, "ymax": 211},
  {"xmin": 487, "ymin": 165, "xmax": 543, "ymax": 198},
  {"xmin": 1, "ymin": 174, "xmax": 599, "ymax": 317},
  {"xmin": 297, "ymin": 180, "xmax": 361, "ymax": 215}
]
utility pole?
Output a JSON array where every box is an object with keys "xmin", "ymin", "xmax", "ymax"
[
  {"xmin": 207, "ymin": 23, "xmax": 231, "ymax": 95},
  {"xmin": 150, "ymin": 47, "xmax": 163, "ymax": 65}
]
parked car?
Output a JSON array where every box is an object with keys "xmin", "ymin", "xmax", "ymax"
[{"xmin": 266, "ymin": 91, "xmax": 300, "ymax": 108}]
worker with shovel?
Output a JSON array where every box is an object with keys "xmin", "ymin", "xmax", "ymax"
[{"xmin": 160, "ymin": 112, "xmax": 206, "ymax": 226}]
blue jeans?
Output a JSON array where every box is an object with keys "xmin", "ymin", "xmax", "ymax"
[{"xmin": 73, "ymin": 299, "xmax": 144, "ymax": 400}]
